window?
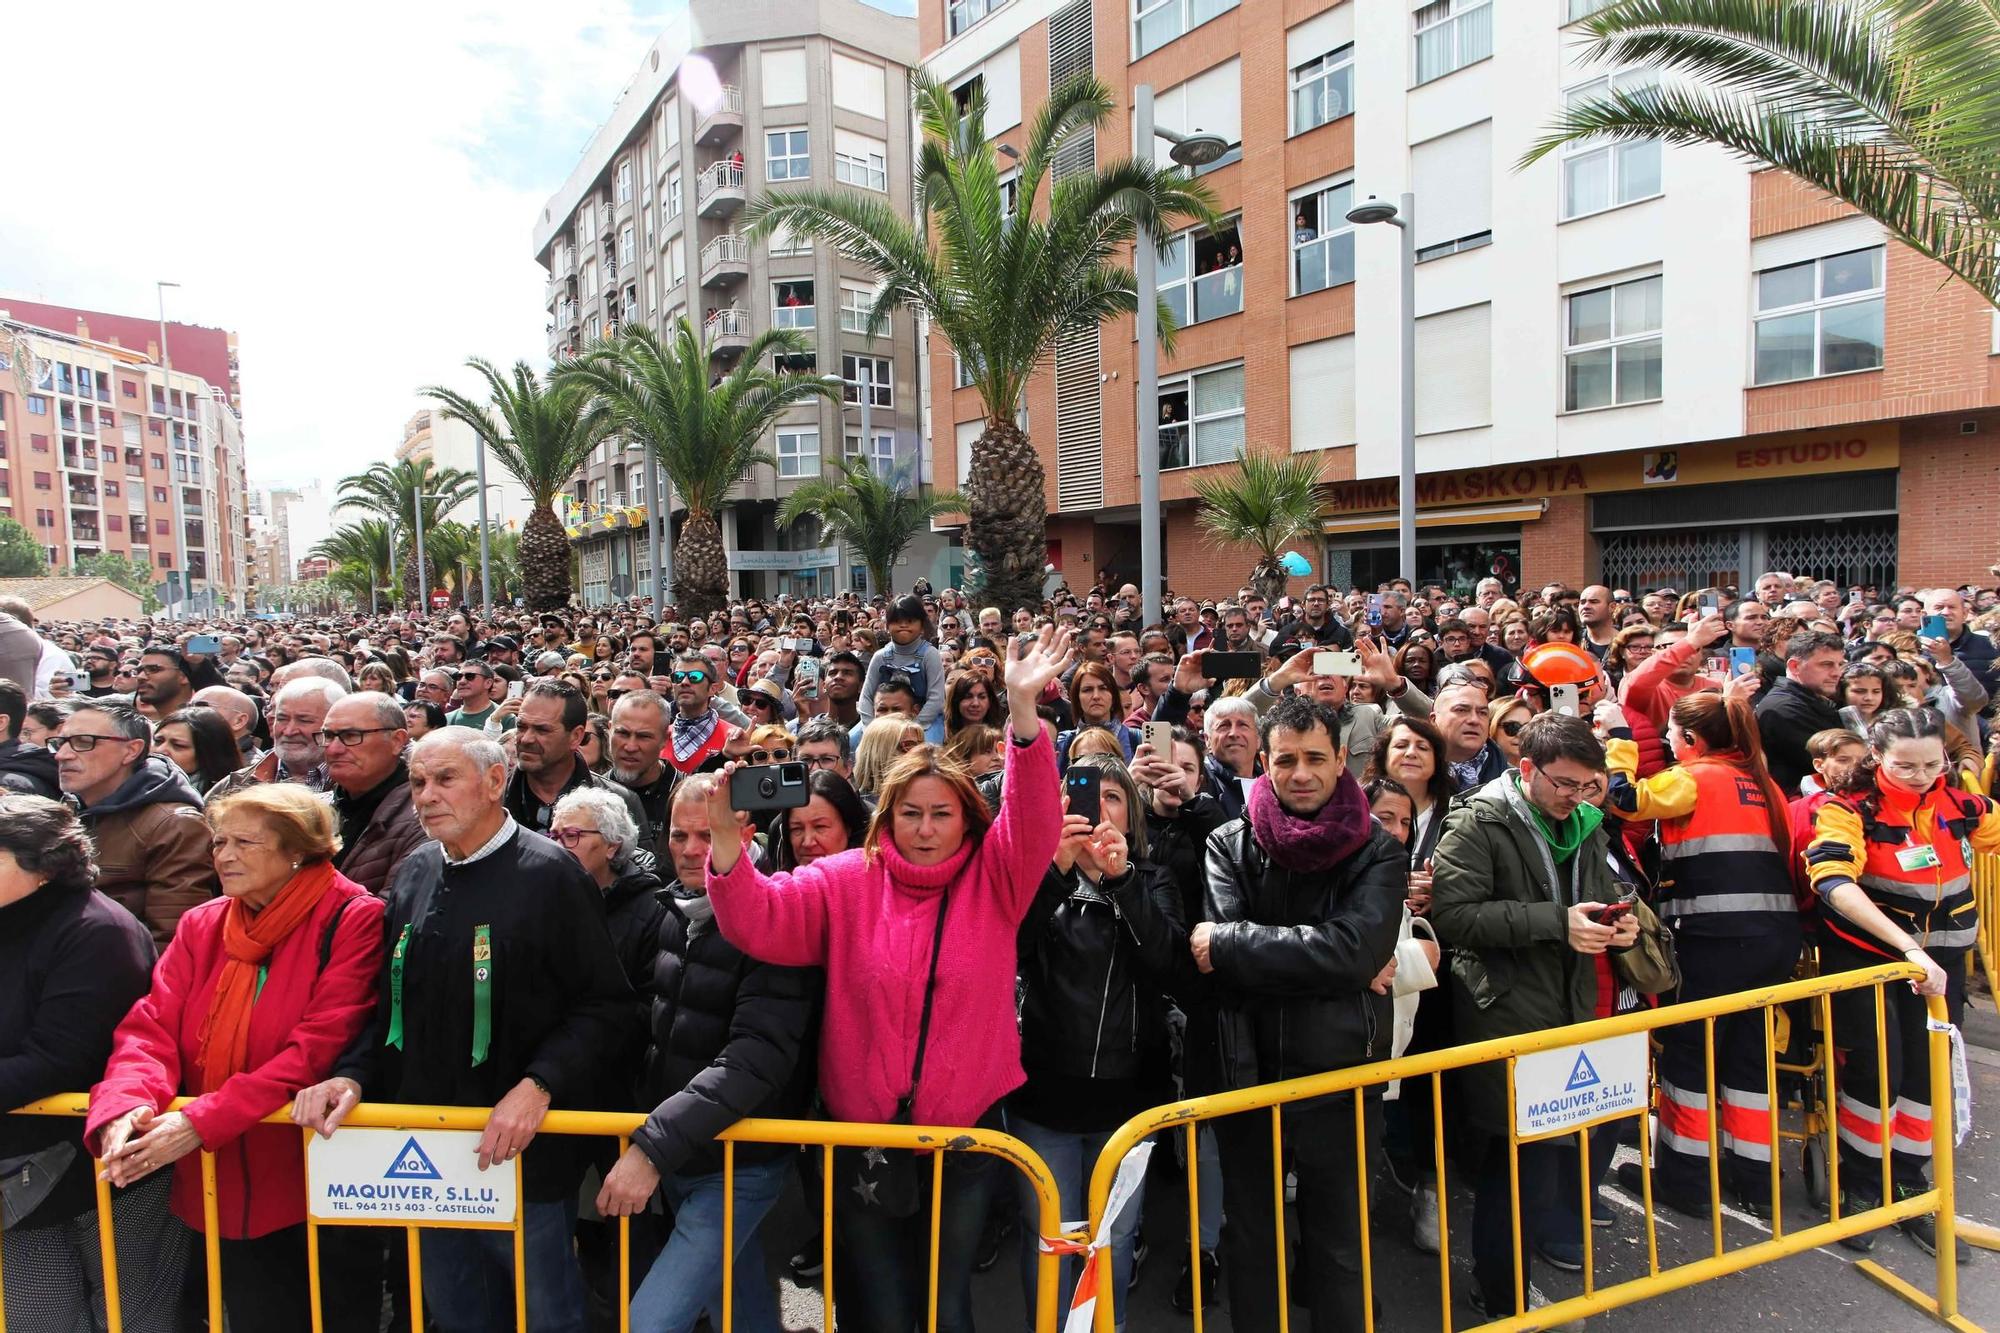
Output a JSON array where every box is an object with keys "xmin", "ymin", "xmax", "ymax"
[
  {"xmin": 582, "ymin": 261, "xmax": 598, "ymax": 299},
  {"xmin": 665, "ymin": 168, "xmax": 681, "ymax": 219},
  {"xmin": 845, "ymin": 429, "xmax": 897, "ymax": 477},
  {"xmin": 619, "ymin": 223, "xmax": 635, "ymax": 266},
  {"xmin": 775, "ymin": 350, "xmax": 817, "ymax": 376},
  {"xmin": 1134, "ymin": 0, "xmax": 1240, "ymax": 59},
  {"xmin": 159, "ymin": 553, "xmax": 171, "ymax": 568},
  {"xmin": 641, "ymin": 187, "xmax": 653, "ymax": 245},
  {"xmin": 1158, "ymin": 221, "xmax": 1243, "ymax": 326},
  {"xmin": 108, "ymin": 514, "xmax": 123, "ymax": 532},
  {"xmin": 30, "ymin": 434, "xmax": 47, "ymax": 453},
  {"xmin": 763, "ymin": 49, "xmax": 808, "ymax": 106},
  {"xmin": 1416, "ymin": 304, "xmax": 1493, "ymax": 435},
  {"xmin": 774, "ymin": 280, "xmax": 815, "ymax": 328},
  {"xmin": 839, "ymin": 282, "xmax": 881, "ymax": 334},
  {"xmin": 616, "ymin": 159, "xmax": 633, "ymax": 204},
  {"xmin": 954, "ymin": 353, "xmax": 977, "ymax": 389},
  {"xmin": 154, "ymin": 486, "xmax": 168, "ymax": 502},
  {"xmin": 1560, "ymin": 72, "xmax": 1662, "ymax": 219},
  {"xmin": 1567, "ymin": 0, "xmax": 1617, "ymax": 19},
  {"xmin": 1412, "ymin": 121, "xmax": 1493, "ymax": 260},
  {"xmin": 1290, "ymin": 181, "xmax": 1354, "ymax": 296},
  {"xmin": 834, "ymin": 131, "xmax": 888, "ymax": 191},
  {"xmin": 26, "ymin": 396, "xmax": 46, "ymax": 416},
  {"xmin": 1156, "ymin": 363, "xmax": 1244, "ymax": 469},
  {"xmin": 998, "ymin": 170, "xmax": 1020, "ymax": 226},
  {"xmin": 1290, "ymin": 44, "xmax": 1353, "ymax": 134},
  {"xmin": 1564, "ymin": 275, "xmax": 1663, "ymax": 410},
  {"xmin": 668, "ymin": 236, "xmax": 685, "ymax": 288},
  {"xmin": 769, "ymin": 222, "xmax": 812, "ymax": 258},
  {"xmin": 155, "ymin": 518, "xmax": 170, "ymax": 535},
  {"xmin": 766, "ymin": 128, "xmax": 810, "ymax": 181},
  {"xmin": 122, "ymin": 379, "xmax": 137, "ymax": 398},
  {"xmin": 661, "ymin": 95, "xmax": 680, "ymax": 154},
  {"xmin": 33, "ymin": 472, "xmax": 50, "ymax": 490},
  {"xmin": 148, "ymin": 420, "xmax": 163, "ymax": 436},
  {"xmin": 948, "ymin": 0, "xmax": 1001, "ymax": 38},
  {"xmin": 1146, "ymin": 62, "xmax": 1242, "ymax": 174},
  {"xmin": 776, "ymin": 427, "xmax": 820, "ymax": 478},
  {"xmin": 646, "ymin": 270, "xmax": 658, "ymax": 314},
  {"xmin": 842, "ymin": 354, "xmax": 892, "ymax": 406},
  {"xmin": 1753, "ymin": 247, "xmax": 1885, "ymax": 384},
  {"xmin": 832, "ymin": 53, "xmax": 886, "ymax": 118},
  {"xmin": 1413, "ymin": 0, "xmax": 1492, "ymax": 85},
  {"xmin": 104, "ymin": 480, "xmax": 119, "ymax": 497},
  {"xmin": 1289, "ymin": 336, "xmax": 1356, "ymax": 451}
]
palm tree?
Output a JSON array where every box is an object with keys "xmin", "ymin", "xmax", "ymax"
[
  {"xmin": 556, "ymin": 319, "xmax": 841, "ymax": 619},
  {"xmin": 745, "ymin": 73, "xmax": 1221, "ymax": 614},
  {"xmin": 777, "ymin": 460, "xmax": 967, "ymax": 597},
  {"xmin": 309, "ymin": 520, "xmax": 397, "ymax": 609},
  {"xmin": 1190, "ymin": 452, "xmax": 1324, "ymax": 604},
  {"xmin": 333, "ymin": 459, "xmax": 477, "ymax": 602},
  {"xmin": 421, "ymin": 359, "xmax": 607, "ymax": 610},
  {"xmin": 1521, "ymin": 0, "xmax": 2000, "ymax": 306},
  {"xmin": 423, "ymin": 521, "xmax": 481, "ymax": 604}
]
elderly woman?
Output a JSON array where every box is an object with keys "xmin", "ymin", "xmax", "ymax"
[
  {"xmin": 0, "ymin": 794, "xmax": 177, "ymax": 1330},
  {"xmin": 85, "ymin": 786, "xmax": 387, "ymax": 1332},
  {"xmin": 550, "ymin": 787, "xmax": 666, "ymax": 993}
]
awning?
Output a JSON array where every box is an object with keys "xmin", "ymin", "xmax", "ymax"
[{"xmin": 1321, "ymin": 500, "xmax": 1546, "ymax": 536}]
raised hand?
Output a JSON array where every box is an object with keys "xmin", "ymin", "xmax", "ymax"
[{"xmin": 1004, "ymin": 625, "xmax": 1076, "ymax": 739}]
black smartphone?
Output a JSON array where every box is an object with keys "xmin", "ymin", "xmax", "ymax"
[
  {"xmin": 1203, "ymin": 652, "xmax": 1262, "ymax": 681},
  {"xmin": 1064, "ymin": 768, "xmax": 1102, "ymax": 825},
  {"xmin": 729, "ymin": 761, "xmax": 811, "ymax": 813}
]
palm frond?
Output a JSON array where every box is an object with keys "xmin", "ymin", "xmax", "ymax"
[{"xmin": 1191, "ymin": 453, "xmax": 1326, "ymax": 560}]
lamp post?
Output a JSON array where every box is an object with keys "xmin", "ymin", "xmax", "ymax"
[
  {"xmin": 473, "ymin": 438, "xmax": 494, "ymax": 615},
  {"xmin": 1345, "ymin": 192, "xmax": 1418, "ymax": 585},
  {"xmin": 827, "ymin": 365, "xmax": 881, "ymax": 594},
  {"xmin": 626, "ymin": 441, "xmax": 667, "ymax": 617},
  {"xmin": 412, "ymin": 492, "xmax": 440, "ymax": 616},
  {"xmin": 1133, "ymin": 87, "xmax": 1230, "ymax": 627}
]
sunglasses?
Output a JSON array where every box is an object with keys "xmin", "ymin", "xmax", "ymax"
[
  {"xmin": 669, "ymin": 670, "xmax": 708, "ymax": 684},
  {"xmin": 744, "ymin": 694, "xmax": 777, "ymax": 709},
  {"xmin": 1499, "ymin": 719, "xmax": 1528, "ymax": 738},
  {"xmin": 748, "ymin": 748, "xmax": 792, "ymax": 763}
]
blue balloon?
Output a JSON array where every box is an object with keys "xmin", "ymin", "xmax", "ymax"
[{"xmin": 1279, "ymin": 551, "xmax": 1313, "ymax": 577}]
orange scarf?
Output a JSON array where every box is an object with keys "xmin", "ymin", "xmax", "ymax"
[{"xmin": 195, "ymin": 861, "xmax": 337, "ymax": 1094}]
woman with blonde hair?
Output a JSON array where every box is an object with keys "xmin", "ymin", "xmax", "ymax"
[
  {"xmin": 853, "ymin": 715, "xmax": 926, "ymax": 797},
  {"xmin": 941, "ymin": 723, "xmax": 1006, "ymax": 776}
]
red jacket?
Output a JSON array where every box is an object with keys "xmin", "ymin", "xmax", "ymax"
[{"xmin": 87, "ymin": 871, "xmax": 385, "ymax": 1239}]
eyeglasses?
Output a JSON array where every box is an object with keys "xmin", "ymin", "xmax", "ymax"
[
  {"xmin": 670, "ymin": 670, "xmax": 708, "ymax": 684},
  {"xmin": 49, "ymin": 733, "xmax": 133, "ymax": 753},
  {"xmin": 317, "ymin": 727, "xmax": 398, "ymax": 747},
  {"xmin": 1533, "ymin": 770, "xmax": 1594, "ymax": 797},
  {"xmin": 549, "ymin": 827, "xmax": 602, "ymax": 847},
  {"xmin": 748, "ymin": 748, "xmax": 792, "ymax": 763},
  {"xmin": 801, "ymin": 753, "xmax": 842, "ymax": 770},
  {"xmin": 132, "ymin": 663, "xmax": 176, "ymax": 676}
]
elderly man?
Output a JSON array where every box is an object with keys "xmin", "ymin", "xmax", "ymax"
[
  {"xmin": 506, "ymin": 680, "xmax": 654, "ymax": 863},
  {"xmin": 414, "ymin": 667, "xmax": 456, "ymax": 712},
  {"xmin": 1437, "ymin": 680, "xmax": 1508, "ymax": 789},
  {"xmin": 192, "ymin": 684, "xmax": 262, "ymax": 764},
  {"xmin": 54, "ymin": 700, "xmax": 216, "ymax": 947},
  {"xmin": 209, "ymin": 677, "xmax": 346, "ymax": 799},
  {"xmin": 608, "ymin": 689, "xmax": 677, "ymax": 850},
  {"xmin": 271, "ymin": 656, "xmax": 355, "ymax": 692},
  {"xmin": 322, "ymin": 692, "xmax": 426, "ymax": 896},
  {"xmin": 294, "ymin": 728, "xmax": 642, "ymax": 1333},
  {"xmin": 1923, "ymin": 586, "xmax": 1997, "ymax": 696}
]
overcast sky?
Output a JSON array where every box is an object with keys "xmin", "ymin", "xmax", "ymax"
[{"xmin": 0, "ymin": 0, "xmax": 908, "ymax": 499}]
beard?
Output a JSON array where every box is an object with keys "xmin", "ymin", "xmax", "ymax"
[{"xmin": 611, "ymin": 761, "xmax": 655, "ymax": 786}]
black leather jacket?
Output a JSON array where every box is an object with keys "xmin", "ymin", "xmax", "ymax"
[
  {"xmin": 1145, "ymin": 793, "xmax": 1229, "ymax": 944},
  {"xmin": 1185, "ymin": 818, "xmax": 1407, "ymax": 1095}
]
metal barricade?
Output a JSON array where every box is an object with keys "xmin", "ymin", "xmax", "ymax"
[
  {"xmin": 1083, "ymin": 962, "xmax": 1974, "ymax": 1333},
  {"xmin": 0, "ymin": 1100, "xmax": 1068, "ymax": 1333},
  {"xmin": 1974, "ymin": 852, "xmax": 2000, "ymax": 1001}
]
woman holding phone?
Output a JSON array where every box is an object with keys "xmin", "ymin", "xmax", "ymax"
[{"xmin": 1593, "ymin": 691, "xmax": 1798, "ymax": 1220}]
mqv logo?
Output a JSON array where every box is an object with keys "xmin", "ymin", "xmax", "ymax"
[{"xmin": 384, "ymin": 1136, "xmax": 443, "ymax": 1181}]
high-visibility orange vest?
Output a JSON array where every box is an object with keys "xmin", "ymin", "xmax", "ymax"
[
  {"xmin": 1824, "ymin": 783, "xmax": 1983, "ymax": 958},
  {"xmin": 1656, "ymin": 758, "xmax": 1797, "ymax": 926}
]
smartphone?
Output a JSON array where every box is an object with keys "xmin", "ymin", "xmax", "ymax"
[
  {"xmin": 186, "ymin": 634, "xmax": 221, "ymax": 655},
  {"xmin": 1922, "ymin": 613, "xmax": 1949, "ymax": 641},
  {"xmin": 1729, "ymin": 647, "xmax": 1758, "ymax": 677},
  {"xmin": 729, "ymin": 761, "xmax": 811, "ymax": 813},
  {"xmin": 1697, "ymin": 595, "xmax": 1721, "ymax": 617},
  {"xmin": 1849, "ymin": 589, "xmax": 1863, "ymax": 605},
  {"xmin": 1314, "ymin": 650, "xmax": 1364, "ymax": 677},
  {"xmin": 1064, "ymin": 768, "xmax": 1103, "ymax": 826},
  {"xmin": 1593, "ymin": 900, "xmax": 1633, "ymax": 925},
  {"xmin": 1550, "ymin": 683, "xmax": 1581, "ymax": 717},
  {"xmin": 783, "ymin": 636, "xmax": 809, "ymax": 652},
  {"xmin": 507, "ymin": 680, "xmax": 525, "ymax": 700},
  {"xmin": 1142, "ymin": 720, "xmax": 1175, "ymax": 755},
  {"xmin": 1203, "ymin": 652, "xmax": 1262, "ymax": 681},
  {"xmin": 1367, "ymin": 594, "xmax": 1384, "ymax": 627},
  {"xmin": 794, "ymin": 656, "xmax": 820, "ymax": 698}
]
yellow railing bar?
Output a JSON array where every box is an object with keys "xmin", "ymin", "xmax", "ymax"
[
  {"xmin": 1270, "ymin": 1107, "xmax": 1290, "ymax": 1332},
  {"xmin": 1185, "ymin": 1123, "xmax": 1205, "ymax": 1333}
]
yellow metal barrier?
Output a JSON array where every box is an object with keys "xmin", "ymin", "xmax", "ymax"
[
  {"xmin": 1084, "ymin": 962, "xmax": 1978, "ymax": 1333},
  {"xmin": 1975, "ymin": 852, "xmax": 1999, "ymax": 1001},
  {"xmin": 0, "ymin": 1100, "xmax": 1069, "ymax": 1333}
]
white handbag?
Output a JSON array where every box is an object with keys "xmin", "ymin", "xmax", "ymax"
[{"xmin": 1383, "ymin": 909, "xmax": 1439, "ymax": 1101}]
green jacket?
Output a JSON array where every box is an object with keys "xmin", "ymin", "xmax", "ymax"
[{"xmin": 1428, "ymin": 776, "xmax": 1622, "ymax": 1131}]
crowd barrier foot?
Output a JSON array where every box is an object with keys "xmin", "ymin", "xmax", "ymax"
[{"xmin": 1852, "ymin": 1259, "xmax": 1985, "ymax": 1333}]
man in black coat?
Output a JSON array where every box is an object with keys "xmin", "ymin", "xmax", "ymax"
[
  {"xmin": 594, "ymin": 773, "xmax": 816, "ymax": 1330},
  {"xmin": 1186, "ymin": 695, "xmax": 1406, "ymax": 1333},
  {"xmin": 1755, "ymin": 629, "xmax": 1846, "ymax": 795}
]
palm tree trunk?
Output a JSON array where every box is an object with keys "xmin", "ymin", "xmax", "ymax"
[
  {"xmin": 675, "ymin": 510, "xmax": 730, "ymax": 619},
  {"xmin": 966, "ymin": 417, "xmax": 1049, "ymax": 615},
  {"xmin": 519, "ymin": 506, "xmax": 573, "ymax": 611},
  {"xmin": 1251, "ymin": 558, "xmax": 1290, "ymax": 605}
]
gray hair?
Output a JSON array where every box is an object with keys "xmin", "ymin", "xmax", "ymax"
[
  {"xmin": 795, "ymin": 715, "xmax": 852, "ymax": 765},
  {"xmin": 412, "ymin": 725, "xmax": 506, "ymax": 775},
  {"xmin": 67, "ymin": 699, "xmax": 151, "ymax": 743},
  {"xmin": 273, "ymin": 656, "xmax": 355, "ymax": 692},
  {"xmin": 553, "ymin": 788, "xmax": 639, "ymax": 865},
  {"xmin": 274, "ymin": 677, "xmax": 348, "ymax": 713},
  {"xmin": 1203, "ymin": 696, "xmax": 1257, "ymax": 738}
]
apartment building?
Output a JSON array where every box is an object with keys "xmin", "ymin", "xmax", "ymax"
[
  {"xmin": 395, "ymin": 409, "xmax": 537, "ymax": 529},
  {"xmin": 0, "ymin": 303, "xmax": 250, "ymax": 613},
  {"xmin": 920, "ymin": 0, "xmax": 2000, "ymax": 601},
  {"xmin": 533, "ymin": 0, "xmax": 958, "ymax": 606}
]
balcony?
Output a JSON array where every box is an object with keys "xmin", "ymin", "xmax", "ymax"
[
  {"xmin": 694, "ymin": 85, "xmax": 744, "ymax": 146},
  {"xmin": 696, "ymin": 160, "xmax": 745, "ymax": 218},
  {"xmin": 700, "ymin": 233, "xmax": 749, "ymax": 287},
  {"xmin": 68, "ymin": 488, "xmax": 99, "ymax": 509},
  {"xmin": 62, "ymin": 450, "xmax": 98, "ymax": 473},
  {"xmin": 72, "ymin": 529, "xmax": 101, "ymax": 547},
  {"xmin": 703, "ymin": 307, "xmax": 750, "ymax": 357}
]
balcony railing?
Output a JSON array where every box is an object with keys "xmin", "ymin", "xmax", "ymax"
[
  {"xmin": 701, "ymin": 232, "xmax": 749, "ymax": 285},
  {"xmin": 696, "ymin": 161, "xmax": 746, "ymax": 216},
  {"xmin": 695, "ymin": 85, "xmax": 744, "ymax": 145}
]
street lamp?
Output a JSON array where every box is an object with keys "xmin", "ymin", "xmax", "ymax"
[
  {"xmin": 1345, "ymin": 192, "xmax": 1418, "ymax": 585},
  {"xmin": 472, "ymin": 437, "xmax": 495, "ymax": 615},
  {"xmin": 624, "ymin": 440, "xmax": 668, "ymax": 616},
  {"xmin": 413, "ymin": 491, "xmax": 442, "ymax": 615},
  {"xmin": 1134, "ymin": 86, "xmax": 1231, "ymax": 627}
]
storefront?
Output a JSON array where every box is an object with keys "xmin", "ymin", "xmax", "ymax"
[{"xmin": 1319, "ymin": 425, "xmax": 1901, "ymax": 594}]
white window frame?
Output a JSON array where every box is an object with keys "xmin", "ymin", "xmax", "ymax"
[
  {"xmin": 776, "ymin": 427, "xmax": 820, "ymax": 479},
  {"xmin": 616, "ymin": 159, "xmax": 633, "ymax": 204},
  {"xmin": 773, "ymin": 280, "xmax": 816, "ymax": 329},
  {"xmin": 619, "ymin": 223, "xmax": 635, "ymax": 267},
  {"xmin": 769, "ymin": 222, "xmax": 813, "ymax": 258},
  {"xmin": 667, "ymin": 237, "xmax": 685, "ymax": 288},
  {"xmin": 1412, "ymin": 0, "xmax": 1492, "ymax": 86},
  {"xmin": 844, "ymin": 429, "xmax": 898, "ymax": 478},
  {"xmin": 947, "ymin": 0, "xmax": 1002, "ymax": 39},
  {"xmin": 1752, "ymin": 246, "xmax": 1886, "ymax": 385},
  {"xmin": 1289, "ymin": 179, "xmax": 1355, "ymax": 297},
  {"xmin": 661, "ymin": 95, "xmax": 680, "ymax": 155},
  {"xmin": 842, "ymin": 354, "xmax": 892, "ymax": 407},
  {"xmin": 1134, "ymin": 0, "xmax": 1240, "ymax": 60},
  {"xmin": 1563, "ymin": 274, "xmax": 1663, "ymax": 412},
  {"xmin": 665, "ymin": 168, "xmax": 681, "ymax": 220},
  {"xmin": 1566, "ymin": 0, "xmax": 1616, "ymax": 21},
  {"xmin": 1156, "ymin": 362, "xmax": 1246, "ymax": 470},
  {"xmin": 834, "ymin": 135, "xmax": 888, "ymax": 191},
  {"xmin": 839, "ymin": 282, "xmax": 882, "ymax": 334},
  {"xmin": 1559, "ymin": 71, "xmax": 1662, "ymax": 220},
  {"xmin": 766, "ymin": 128, "xmax": 810, "ymax": 181},
  {"xmin": 998, "ymin": 169, "xmax": 1020, "ymax": 226},
  {"xmin": 1289, "ymin": 43, "xmax": 1353, "ymax": 136},
  {"xmin": 1155, "ymin": 218, "xmax": 1244, "ymax": 328}
]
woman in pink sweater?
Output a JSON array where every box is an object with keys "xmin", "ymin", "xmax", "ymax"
[{"xmin": 705, "ymin": 625, "xmax": 1074, "ymax": 1333}]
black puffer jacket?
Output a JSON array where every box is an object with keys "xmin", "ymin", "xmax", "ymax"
[
  {"xmin": 631, "ymin": 896, "xmax": 817, "ymax": 1178},
  {"xmin": 1186, "ymin": 817, "xmax": 1407, "ymax": 1095},
  {"xmin": 603, "ymin": 865, "xmax": 668, "ymax": 994}
]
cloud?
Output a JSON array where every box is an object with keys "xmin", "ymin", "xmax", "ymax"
[{"xmin": 0, "ymin": 0, "xmax": 674, "ymax": 493}]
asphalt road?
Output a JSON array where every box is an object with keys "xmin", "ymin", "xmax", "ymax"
[{"xmin": 763, "ymin": 984, "xmax": 2000, "ymax": 1332}]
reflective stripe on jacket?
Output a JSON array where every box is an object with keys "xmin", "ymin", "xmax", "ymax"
[
  {"xmin": 1807, "ymin": 782, "xmax": 1999, "ymax": 956},
  {"xmin": 1606, "ymin": 739, "xmax": 1797, "ymax": 928}
]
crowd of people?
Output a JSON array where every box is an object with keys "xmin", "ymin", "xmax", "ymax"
[{"xmin": 0, "ymin": 566, "xmax": 1993, "ymax": 1332}]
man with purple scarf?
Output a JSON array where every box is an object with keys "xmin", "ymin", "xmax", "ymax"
[{"xmin": 1185, "ymin": 694, "xmax": 1407, "ymax": 1333}]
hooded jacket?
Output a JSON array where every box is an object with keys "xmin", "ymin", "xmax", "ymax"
[
  {"xmin": 0, "ymin": 738, "xmax": 60, "ymax": 799},
  {"xmin": 72, "ymin": 755, "xmax": 217, "ymax": 948}
]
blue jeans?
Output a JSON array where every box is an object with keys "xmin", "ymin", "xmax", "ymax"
[
  {"xmin": 1004, "ymin": 1112, "xmax": 1145, "ymax": 1333},
  {"xmin": 420, "ymin": 1198, "xmax": 588, "ymax": 1333},
  {"xmin": 628, "ymin": 1155, "xmax": 789, "ymax": 1333}
]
